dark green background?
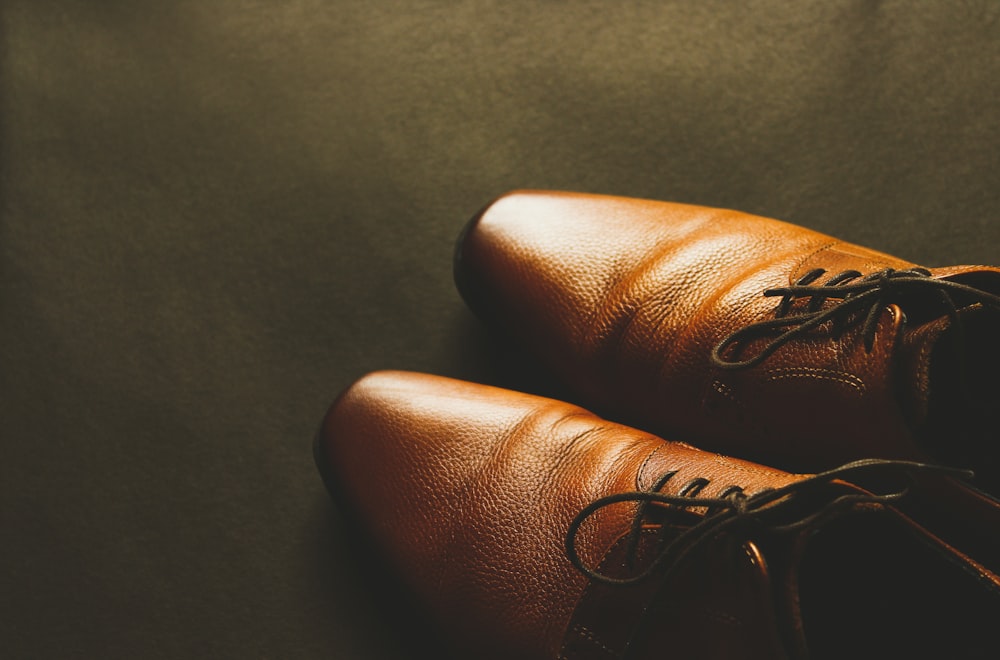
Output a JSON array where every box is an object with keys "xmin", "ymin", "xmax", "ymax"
[{"xmin": 2, "ymin": 1, "xmax": 999, "ymax": 657}]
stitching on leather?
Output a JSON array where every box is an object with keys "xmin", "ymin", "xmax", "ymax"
[
  {"xmin": 765, "ymin": 367, "xmax": 865, "ymax": 394},
  {"xmin": 710, "ymin": 453, "xmax": 807, "ymax": 480},
  {"xmin": 789, "ymin": 241, "xmax": 838, "ymax": 282},
  {"xmin": 559, "ymin": 528, "xmax": 662, "ymax": 660},
  {"xmin": 570, "ymin": 625, "xmax": 618, "ymax": 657},
  {"xmin": 636, "ymin": 444, "xmax": 665, "ymax": 490},
  {"xmin": 702, "ymin": 378, "xmax": 775, "ymax": 442}
]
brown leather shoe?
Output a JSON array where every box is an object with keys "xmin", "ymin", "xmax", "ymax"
[
  {"xmin": 315, "ymin": 371, "xmax": 1000, "ymax": 660},
  {"xmin": 454, "ymin": 190, "xmax": 1000, "ymax": 491}
]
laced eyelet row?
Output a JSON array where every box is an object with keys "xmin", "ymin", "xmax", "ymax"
[
  {"xmin": 565, "ymin": 458, "xmax": 973, "ymax": 587},
  {"xmin": 711, "ymin": 267, "xmax": 1000, "ymax": 370}
]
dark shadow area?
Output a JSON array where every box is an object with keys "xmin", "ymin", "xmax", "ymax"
[{"xmin": 311, "ymin": 448, "xmax": 461, "ymax": 660}]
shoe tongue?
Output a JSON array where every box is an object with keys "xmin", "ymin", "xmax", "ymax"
[
  {"xmin": 894, "ymin": 301, "xmax": 1000, "ymax": 475},
  {"xmin": 756, "ymin": 488, "xmax": 875, "ymax": 659}
]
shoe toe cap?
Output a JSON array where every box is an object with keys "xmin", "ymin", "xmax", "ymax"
[{"xmin": 316, "ymin": 370, "xmax": 609, "ymax": 655}]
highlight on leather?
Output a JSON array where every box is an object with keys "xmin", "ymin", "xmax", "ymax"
[{"xmin": 454, "ymin": 190, "xmax": 1000, "ymax": 492}]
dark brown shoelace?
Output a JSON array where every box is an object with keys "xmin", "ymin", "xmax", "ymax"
[
  {"xmin": 565, "ymin": 458, "xmax": 973, "ymax": 586},
  {"xmin": 710, "ymin": 267, "xmax": 1000, "ymax": 370}
]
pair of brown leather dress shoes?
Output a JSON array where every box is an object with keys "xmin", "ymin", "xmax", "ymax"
[{"xmin": 316, "ymin": 191, "xmax": 1000, "ymax": 659}]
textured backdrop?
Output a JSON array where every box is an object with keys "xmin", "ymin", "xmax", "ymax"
[{"xmin": 3, "ymin": 1, "xmax": 999, "ymax": 657}]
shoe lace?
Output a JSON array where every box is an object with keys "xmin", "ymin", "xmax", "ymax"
[
  {"xmin": 565, "ymin": 458, "xmax": 973, "ymax": 586},
  {"xmin": 710, "ymin": 267, "xmax": 1000, "ymax": 370}
]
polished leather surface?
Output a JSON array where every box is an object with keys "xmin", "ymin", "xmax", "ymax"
[
  {"xmin": 456, "ymin": 190, "xmax": 1000, "ymax": 479},
  {"xmin": 320, "ymin": 370, "xmax": 791, "ymax": 659},
  {"xmin": 317, "ymin": 371, "xmax": 1000, "ymax": 660}
]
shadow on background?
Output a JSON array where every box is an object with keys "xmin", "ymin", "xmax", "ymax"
[{"xmin": 311, "ymin": 492, "xmax": 461, "ymax": 660}]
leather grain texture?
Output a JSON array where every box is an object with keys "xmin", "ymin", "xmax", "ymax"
[
  {"xmin": 457, "ymin": 190, "xmax": 1000, "ymax": 477},
  {"xmin": 319, "ymin": 371, "xmax": 800, "ymax": 659},
  {"xmin": 318, "ymin": 371, "xmax": 1000, "ymax": 660}
]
